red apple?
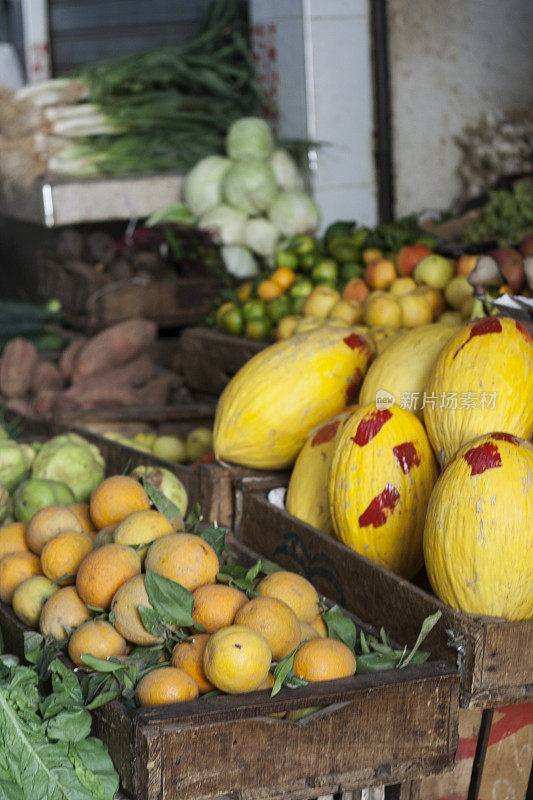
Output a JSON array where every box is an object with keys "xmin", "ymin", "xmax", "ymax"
[
  {"xmin": 342, "ymin": 277, "xmax": 370, "ymax": 304},
  {"xmin": 491, "ymin": 247, "xmax": 524, "ymax": 294},
  {"xmin": 364, "ymin": 258, "xmax": 396, "ymax": 289},
  {"xmin": 396, "ymin": 243, "xmax": 433, "ymax": 276}
]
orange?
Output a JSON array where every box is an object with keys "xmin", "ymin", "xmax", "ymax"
[
  {"xmin": 293, "ymin": 638, "xmax": 356, "ymax": 682},
  {"xmin": 135, "ymin": 666, "xmax": 199, "ymax": 707},
  {"xmin": 203, "ymin": 624, "xmax": 272, "ymax": 694},
  {"xmin": 0, "ymin": 551, "xmax": 42, "ymax": 603},
  {"xmin": 89, "ymin": 475, "xmax": 151, "ymax": 530},
  {"xmin": 113, "ymin": 509, "xmax": 174, "ymax": 561},
  {"xmin": 171, "ymin": 634, "xmax": 213, "ymax": 694},
  {"xmin": 40, "ymin": 530, "xmax": 93, "ymax": 586},
  {"xmin": 144, "ymin": 533, "xmax": 219, "ymax": 592},
  {"xmin": 39, "ymin": 586, "xmax": 92, "ymax": 640},
  {"xmin": 256, "ymin": 571, "xmax": 320, "ymax": 623},
  {"xmin": 0, "ymin": 522, "xmax": 29, "ymax": 560},
  {"xmin": 12, "ymin": 575, "xmax": 58, "ymax": 627},
  {"xmin": 234, "ymin": 596, "xmax": 301, "ymax": 661},
  {"xmin": 67, "ymin": 503, "xmax": 97, "ymax": 537},
  {"xmin": 257, "ymin": 279, "xmax": 283, "ymax": 301},
  {"xmin": 271, "ymin": 267, "xmax": 296, "ymax": 291},
  {"xmin": 26, "ymin": 505, "xmax": 84, "ymax": 555},
  {"xmin": 362, "ymin": 248, "xmax": 383, "ymax": 265},
  {"xmin": 236, "ymin": 281, "xmax": 253, "ymax": 303},
  {"xmin": 111, "ymin": 574, "xmax": 164, "ymax": 647},
  {"xmin": 68, "ymin": 619, "xmax": 127, "ymax": 667},
  {"xmin": 310, "ymin": 614, "xmax": 328, "ymax": 637},
  {"xmin": 76, "ymin": 543, "xmax": 141, "ymax": 610},
  {"xmin": 192, "ymin": 584, "xmax": 248, "ymax": 633}
]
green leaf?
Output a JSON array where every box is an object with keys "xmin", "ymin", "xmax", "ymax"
[
  {"xmin": 85, "ymin": 689, "xmax": 121, "ymax": 712},
  {"xmin": 355, "ymin": 653, "xmax": 399, "ymax": 673},
  {"xmin": 69, "ymin": 738, "xmax": 119, "ymax": 800},
  {"xmin": 184, "ymin": 502, "xmax": 202, "ymax": 533},
  {"xmin": 23, "ymin": 631, "xmax": 43, "ymax": 665},
  {"xmin": 199, "ymin": 525, "xmax": 227, "ymax": 561},
  {"xmin": 322, "ymin": 606, "xmax": 357, "ymax": 651},
  {"xmin": 142, "ymin": 479, "xmax": 183, "ymax": 526},
  {"xmin": 144, "ymin": 569, "xmax": 194, "ymax": 628},
  {"xmin": 398, "ymin": 610, "xmax": 442, "ymax": 668},
  {"xmin": 271, "ymin": 644, "xmax": 305, "ymax": 697},
  {"xmin": 138, "ymin": 606, "xmax": 167, "ymax": 638},
  {"xmin": 259, "ymin": 559, "xmax": 283, "ymax": 575},
  {"xmin": 360, "ymin": 630, "xmax": 370, "ymax": 654},
  {"xmin": 46, "ymin": 709, "xmax": 92, "ymax": 742},
  {"xmin": 79, "ymin": 655, "xmax": 124, "ymax": 673},
  {"xmin": 245, "ymin": 560, "xmax": 262, "ymax": 582}
]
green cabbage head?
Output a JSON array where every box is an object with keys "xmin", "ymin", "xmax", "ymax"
[
  {"xmin": 31, "ymin": 433, "xmax": 105, "ymax": 502},
  {"xmin": 0, "ymin": 441, "xmax": 31, "ymax": 491}
]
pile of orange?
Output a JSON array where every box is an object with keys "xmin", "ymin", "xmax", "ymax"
[{"xmin": 0, "ymin": 473, "xmax": 357, "ymax": 710}]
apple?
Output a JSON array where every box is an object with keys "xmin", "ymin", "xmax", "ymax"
[
  {"xmin": 364, "ymin": 294, "xmax": 401, "ymax": 328},
  {"xmin": 364, "ymin": 258, "xmax": 397, "ymax": 289},
  {"xmin": 389, "ymin": 276, "xmax": 417, "ymax": 297},
  {"xmin": 328, "ymin": 299, "xmax": 363, "ymax": 325},
  {"xmin": 444, "ymin": 275, "xmax": 474, "ymax": 310},
  {"xmin": 342, "ymin": 277, "xmax": 370, "ymax": 304},
  {"xmin": 414, "ymin": 254, "xmax": 454, "ymax": 289},
  {"xmin": 438, "ymin": 310, "xmax": 462, "ymax": 325},
  {"xmin": 152, "ymin": 435, "xmax": 187, "ymax": 462},
  {"xmin": 491, "ymin": 247, "xmax": 524, "ymax": 294},
  {"xmin": 186, "ymin": 428, "xmax": 213, "ymax": 462},
  {"xmin": 396, "ymin": 243, "xmax": 433, "ymax": 276},
  {"xmin": 398, "ymin": 293, "xmax": 432, "ymax": 328},
  {"xmin": 303, "ymin": 286, "xmax": 340, "ymax": 319},
  {"xmin": 456, "ymin": 254, "xmax": 479, "ymax": 277}
]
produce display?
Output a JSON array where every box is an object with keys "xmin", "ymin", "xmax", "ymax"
[
  {"xmin": 0, "ymin": 474, "xmax": 440, "ymax": 716},
  {"xmin": 0, "ymin": 317, "xmax": 188, "ymax": 419},
  {"xmin": 211, "ymin": 220, "xmax": 483, "ymax": 342},
  {"xmin": 462, "ymin": 178, "xmax": 533, "ymax": 246},
  {"xmin": 214, "ymin": 314, "xmax": 533, "ymax": 621},
  {"xmin": 0, "ymin": 0, "xmax": 264, "ymax": 184},
  {"xmin": 0, "ymin": 299, "xmax": 66, "ymax": 353},
  {"xmin": 148, "ymin": 115, "xmax": 319, "ymax": 281},
  {"xmin": 103, "ymin": 426, "xmax": 213, "ymax": 463}
]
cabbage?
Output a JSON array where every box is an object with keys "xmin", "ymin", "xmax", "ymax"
[
  {"xmin": 222, "ymin": 160, "xmax": 278, "ymax": 215},
  {"xmin": 268, "ymin": 191, "xmax": 320, "ymax": 237},
  {"xmin": 221, "ymin": 245, "xmax": 259, "ymax": 278},
  {"xmin": 31, "ymin": 433, "xmax": 105, "ymax": 502},
  {"xmin": 0, "ymin": 441, "xmax": 30, "ymax": 491},
  {"xmin": 244, "ymin": 218, "xmax": 279, "ymax": 257},
  {"xmin": 226, "ymin": 117, "xmax": 274, "ymax": 161},
  {"xmin": 198, "ymin": 204, "xmax": 247, "ymax": 245},
  {"xmin": 269, "ymin": 149, "xmax": 305, "ymax": 192},
  {"xmin": 183, "ymin": 155, "xmax": 232, "ymax": 216}
]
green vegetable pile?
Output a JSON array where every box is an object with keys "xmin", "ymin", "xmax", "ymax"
[
  {"xmin": 463, "ymin": 179, "xmax": 533, "ymax": 246},
  {"xmin": 0, "ymin": 300, "xmax": 66, "ymax": 355},
  {"xmin": 0, "ymin": 630, "xmax": 118, "ymax": 800}
]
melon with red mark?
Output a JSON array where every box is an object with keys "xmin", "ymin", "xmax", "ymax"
[
  {"xmin": 423, "ymin": 432, "xmax": 533, "ymax": 620},
  {"xmin": 328, "ymin": 404, "xmax": 437, "ymax": 578},
  {"xmin": 286, "ymin": 412, "xmax": 352, "ymax": 536},
  {"xmin": 213, "ymin": 325, "xmax": 373, "ymax": 469},
  {"xmin": 424, "ymin": 316, "xmax": 533, "ymax": 465}
]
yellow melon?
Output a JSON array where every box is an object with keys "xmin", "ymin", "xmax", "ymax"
[
  {"xmin": 286, "ymin": 413, "xmax": 351, "ymax": 535},
  {"xmin": 359, "ymin": 323, "xmax": 460, "ymax": 419},
  {"xmin": 213, "ymin": 325, "xmax": 373, "ymax": 469},
  {"xmin": 423, "ymin": 432, "xmax": 533, "ymax": 620},
  {"xmin": 424, "ymin": 317, "xmax": 533, "ymax": 465},
  {"xmin": 329, "ymin": 404, "xmax": 437, "ymax": 578}
]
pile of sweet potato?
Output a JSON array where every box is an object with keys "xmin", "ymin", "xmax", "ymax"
[{"xmin": 0, "ymin": 319, "xmax": 185, "ymax": 419}]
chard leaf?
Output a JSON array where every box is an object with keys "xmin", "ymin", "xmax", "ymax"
[
  {"xmin": 322, "ymin": 605, "xmax": 357, "ymax": 651},
  {"xmin": 46, "ymin": 709, "xmax": 92, "ymax": 742},
  {"xmin": 145, "ymin": 569, "xmax": 194, "ymax": 628}
]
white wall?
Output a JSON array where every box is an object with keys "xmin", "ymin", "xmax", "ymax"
[
  {"xmin": 388, "ymin": 0, "xmax": 533, "ymax": 216},
  {"xmin": 250, "ymin": 0, "xmax": 377, "ymax": 229}
]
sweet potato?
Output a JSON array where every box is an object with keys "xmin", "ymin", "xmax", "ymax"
[
  {"xmin": 61, "ymin": 354, "xmax": 154, "ymax": 404},
  {"xmin": 0, "ymin": 338, "xmax": 38, "ymax": 397},
  {"xmin": 59, "ymin": 338, "xmax": 87, "ymax": 380},
  {"xmin": 32, "ymin": 389, "xmax": 60, "ymax": 418},
  {"xmin": 55, "ymin": 384, "xmax": 141, "ymax": 411},
  {"xmin": 31, "ymin": 361, "xmax": 64, "ymax": 394},
  {"xmin": 73, "ymin": 319, "xmax": 157, "ymax": 382},
  {"xmin": 5, "ymin": 397, "xmax": 36, "ymax": 418},
  {"xmin": 136, "ymin": 373, "xmax": 174, "ymax": 406}
]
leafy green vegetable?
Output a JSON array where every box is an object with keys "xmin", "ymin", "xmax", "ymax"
[
  {"xmin": 0, "ymin": 643, "xmax": 118, "ymax": 800},
  {"xmin": 463, "ymin": 179, "xmax": 533, "ymax": 246}
]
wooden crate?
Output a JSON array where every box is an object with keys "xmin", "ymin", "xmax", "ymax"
[
  {"xmin": 179, "ymin": 326, "xmax": 267, "ymax": 395},
  {"xmin": 0, "ymin": 536, "xmax": 460, "ymax": 800},
  {"xmin": 238, "ymin": 492, "xmax": 533, "ymax": 711},
  {"xmin": 38, "ymin": 256, "xmax": 219, "ymax": 333}
]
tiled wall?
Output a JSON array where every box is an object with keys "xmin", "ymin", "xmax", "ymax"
[{"xmin": 250, "ymin": 0, "xmax": 377, "ymax": 229}]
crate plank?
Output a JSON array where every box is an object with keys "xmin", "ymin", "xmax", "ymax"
[
  {"xmin": 179, "ymin": 326, "xmax": 266, "ymax": 395},
  {"xmin": 238, "ymin": 492, "xmax": 533, "ymax": 710}
]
